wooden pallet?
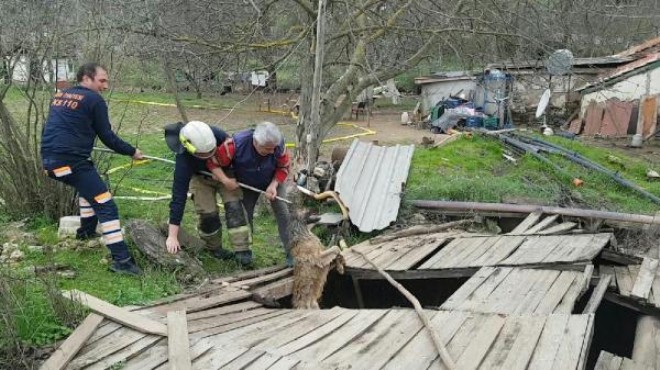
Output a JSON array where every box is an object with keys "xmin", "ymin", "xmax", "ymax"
[{"xmin": 441, "ymin": 266, "xmax": 592, "ymax": 315}]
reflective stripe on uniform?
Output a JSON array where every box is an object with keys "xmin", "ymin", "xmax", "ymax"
[
  {"xmin": 103, "ymin": 230, "xmax": 124, "ymax": 245},
  {"xmin": 94, "ymin": 191, "xmax": 112, "ymax": 204},
  {"xmin": 53, "ymin": 166, "xmax": 72, "ymax": 177},
  {"xmin": 79, "ymin": 197, "xmax": 95, "ymax": 218},
  {"xmin": 101, "ymin": 220, "xmax": 121, "ymax": 233},
  {"xmin": 101, "ymin": 220, "xmax": 123, "ymax": 245}
]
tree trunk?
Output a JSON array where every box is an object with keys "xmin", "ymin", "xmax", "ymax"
[{"xmin": 126, "ymin": 219, "xmax": 207, "ymax": 282}]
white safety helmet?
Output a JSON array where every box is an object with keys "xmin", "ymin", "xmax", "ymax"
[{"xmin": 179, "ymin": 121, "xmax": 216, "ymax": 155}]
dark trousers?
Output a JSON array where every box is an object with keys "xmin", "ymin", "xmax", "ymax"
[
  {"xmin": 42, "ymin": 158, "xmax": 130, "ymax": 261},
  {"xmin": 242, "ymin": 184, "xmax": 291, "ymax": 254}
]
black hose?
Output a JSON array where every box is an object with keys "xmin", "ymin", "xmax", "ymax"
[{"xmin": 507, "ymin": 134, "xmax": 660, "ymax": 205}]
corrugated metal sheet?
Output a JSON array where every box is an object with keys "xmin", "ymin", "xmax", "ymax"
[
  {"xmin": 486, "ymin": 56, "xmax": 633, "ymax": 71},
  {"xmin": 615, "ymin": 36, "xmax": 660, "ymax": 57},
  {"xmin": 335, "ymin": 139, "xmax": 415, "ymax": 232}
]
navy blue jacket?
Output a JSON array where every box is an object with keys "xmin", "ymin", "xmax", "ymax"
[
  {"xmin": 231, "ymin": 130, "xmax": 286, "ymax": 190},
  {"xmin": 169, "ymin": 126, "xmax": 228, "ymax": 225},
  {"xmin": 41, "ymin": 86, "xmax": 135, "ymax": 160}
]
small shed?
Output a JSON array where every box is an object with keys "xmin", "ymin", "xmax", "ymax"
[
  {"xmin": 576, "ymin": 53, "xmax": 660, "ymax": 116},
  {"xmin": 414, "ymin": 71, "xmax": 479, "ymax": 114},
  {"xmin": 487, "ymin": 56, "xmax": 632, "ymax": 117}
]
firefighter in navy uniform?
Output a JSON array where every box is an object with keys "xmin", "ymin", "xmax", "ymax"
[
  {"xmin": 41, "ymin": 62, "xmax": 144, "ymax": 276},
  {"xmin": 163, "ymin": 120, "xmax": 237, "ymax": 261}
]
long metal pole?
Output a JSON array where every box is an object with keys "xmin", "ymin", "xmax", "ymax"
[
  {"xmin": 93, "ymin": 147, "xmax": 292, "ymax": 204},
  {"xmin": 411, "ymin": 200, "xmax": 660, "ymax": 225}
]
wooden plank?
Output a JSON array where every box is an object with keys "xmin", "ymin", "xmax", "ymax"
[
  {"xmin": 449, "ymin": 237, "xmax": 502, "ymax": 268},
  {"xmin": 220, "ymin": 348, "xmax": 265, "ymax": 369},
  {"xmin": 534, "ymin": 271, "xmax": 579, "ymax": 314},
  {"xmin": 553, "ymin": 315, "xmax": 592, "ymax": 370},
  {"xmin": 167, "ymin": 310, "xmax": 191, "ymax": 370},
  {"xmin": 556, "ymin": 265, "xmax": 594, "ymax": 313},
  {"xmin": 600, "ymin": 265, "xmax": 617, "ymax": 289},
  {"xmin": 527, "ymin": 314, "xmax": 571, "ymax": 370},
  {"xmin": 498, "ymin": 316, "xmax": 547, "ymax": 370},
  {"xmin": 454, "ymin": 267, "xmax": 515, "ymax": 312},
  {"xmin": 157, "ymin": 289, "xmax": 253, "ymax": 314},
  {"xmin": 426, "ymin": 312, "xmax": 489, "ymax": 368},
  {"xmin": 230, "ymin": 311, "xmax": 319, "ymax": 348},
  {"xmin": 495, "ymin": 269, "xmax": 553, "ymax": 314},
  {"xmin": 370, "ymin": 238, "xmax": 428, "ymax": 270},
  {"xmin": 441, "ymin": 267, "xmax": 498, "ymax": 310},
  {"xmin": 63, "ymin": 290, "xmax": 167, "ymax": 336},
  {"xmin": 631, "ymin": 257, "xmax": 659, "ymax": 301},
  {"xmin": 242, "ymin": 351, "xmax": 281, "ymax": 369},
  {"xmin": 419, "ymin": 237, "xmax": 474, "ymax": 269},
  {"xmin": 324, "ymin": 310, "xmax": 423, "ymax": 369},
  {"xmin": 584, "ymin": 275, "xmax": 612, "ymax": 314},
  {"xmin": 40, "ymin": 313, "xmax": 104, "ymax": 370},
  {"xmin": 577, "ymin": 314, "xmax": 596, "ymax": 370},
  {"xmin": 470, "ymin": 235, "xmax": 526, "ymax": 267},
  {"xmin": 267, "ymin": 355, "xmax": 301, "ymax": 370},
  {"xmin": 453, "ymin": 315, "xmax": 506, "ymax": 370},
  {"xmin": 342, "ymin": 240, "xmax": 388, "ymax": 267},
  {"xmin": 567, "ymin": 233, "xmax": 612, "ymax": 262},
  {"xmin": 150, "ymin": 338, "xmax": 212, "ymax": 370},
  {"xmin": 275, "ymin": 309, "xmax": 359, "ymax": 356},
  {"xmin": 614, "ymin": 266, "xmax": 634, "ymax": 297},
  {"xmin": 195, "ymin": 310, "xmax": 291, "ymax": 338},
  {"xmin": 82, "ymin": 335, "xmax": 162, "ymax": 370},
  {"xmin": 381, "ymin": 311, "xmax": 469, "ymax": 370},
  {"xmin": 537, "ymin": 222, "xmax": 577, "ymax": 235},
  {"xmin": 251, "ymin": 277, "xmax": 294, "ymax": 302},
  {"xmin": 234, "ymin": 268, "xmax": 292, "ymax": 289},
  {"xmin": 524, "ymin": 215, "xmax": 560, "ymax": 235},
  {"xmin": 513, "ymin": 270, "xmax": 561, "ymax": 314},
  {"xmin": 186, "ymin": 300, "xmax": 262, "ymax": 321},
  {"xmin": 121, "ymin": 338, "xmax": 169, "ymax": 370},
  {"xmin": 207, "ymin": 311, "xmax": 307, "ymax": 346},
  {"xmin": 292, "ymin": 310, "xmax": 390, "ymax": 362},
  {"xmin": 455, "ymin": 237, "xmax": 507, "ymax": 268},
  {"xmin": 632, "ymin": 315, "xmax": 660, "ymax": 369},
  {"xmin": 254, "ymin": 308, "xmax": 345, "ymax": 350},
  {"xmin": 348, "ymin": 241, "xmax": 395, "ymax": 269},
  {"xmin": 652, "ymin": 266, "xmax": 660, "ymax": 307},
  {"xmin": 189, "ymin": 308, "xmax": 275, "ymax": 333},
  {"xmin": 499, "ymin": 235, "xmax": 547, "ymax": 265},
  {"xmin": 191, "ymin": 345, "xmax": 249, "ymax": 370},
  {"xmin": 482, "ymin": 269, "xmax": 538, "ymax": 314},
  {"xmin": 594, "ymin": 351, "xmax": 616, "ymax": 370},
  {"xmin": 479, "ymin": 316, "xmax": 527, "ymax": 369},
  {"xmin": 384, "ymin": 234, "xmax": 456, "ymax": 270},
  {"xmin": 69, "ymin": 328, "xmax": 148, "ymax": 369},
  {"xmin": 509, "ymin": 212, "xmax": 543, "ymax": 234}
]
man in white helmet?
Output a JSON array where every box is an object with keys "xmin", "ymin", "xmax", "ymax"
[{"xmin": 164, "ymin": 120, "xmax": 237, "ymax": 260}]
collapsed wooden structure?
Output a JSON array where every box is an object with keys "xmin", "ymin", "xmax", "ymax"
[{"xmin": 40, "ymin": 212, "xmax": 660, "ymax": 369}]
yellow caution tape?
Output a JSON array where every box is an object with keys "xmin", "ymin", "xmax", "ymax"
[{"xmin": 107, "ymin": 159, "xmax": 151, "ymax": 174}]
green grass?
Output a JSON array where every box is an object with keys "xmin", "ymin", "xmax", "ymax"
[{"xmin": 405, "ymin": 134, "xmax": 660, "ymax": 214}]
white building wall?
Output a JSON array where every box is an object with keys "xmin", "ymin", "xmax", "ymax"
[
  {"xmin": 419, "ymin": 79, "xmax": 477, "ymax": 113},
  {"xmin": 579, "ymin": 71, "xmax": 654, "ymax": 115},
  {"xmin": 11, "ymin": 57, "xmax": 75, "ymax": 83}
]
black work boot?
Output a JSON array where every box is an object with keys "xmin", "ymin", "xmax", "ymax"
[
  {"xmin": 210, "ymin": 248, "xmax": 235, "ymax": 261},
  {"xmin": 110, "ymin": 257, "xmax": 143, "ymax": 276},
  {"xmin": 76, "ymin": 228, "xmax": 101, "ymax": 241},
  {"xmin": 235, "ymin": 250, "xmax": 254, "ymax": 267}
]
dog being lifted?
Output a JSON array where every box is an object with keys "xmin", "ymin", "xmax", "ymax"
[{"xmin": 288, "ymin": 207, "xmax": 344, "ymax": 309}]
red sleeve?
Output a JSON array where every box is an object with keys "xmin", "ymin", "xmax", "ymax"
[
  {"xmin": 206, "ymin": 139, "xmax": 235, "ymax": 170},
  {"xmin": 274, "ymin": 148, "xmax": 290, "ymax": 183}
]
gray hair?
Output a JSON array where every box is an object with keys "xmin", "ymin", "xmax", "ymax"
[{"xmin": 253, "ymin": 122, "xmax": 283, "ymax": 146}]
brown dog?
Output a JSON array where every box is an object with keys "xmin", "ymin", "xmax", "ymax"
[{"xmin": 288, "ymin": 208, "xmax": 344, "ymax": 309}]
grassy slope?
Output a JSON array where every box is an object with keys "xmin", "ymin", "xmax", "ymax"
[{"xmin": 406, "ymin": 134, "xmax": 660, "ymax": 214}]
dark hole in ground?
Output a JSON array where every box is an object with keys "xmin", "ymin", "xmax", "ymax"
[
  {"xmin": 320, "ymin": 270, "xmax": 468, "ymax": 309},
  {"xmin": 586, "ymin": 298, "xmax": 639, "ymax": 369}
]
